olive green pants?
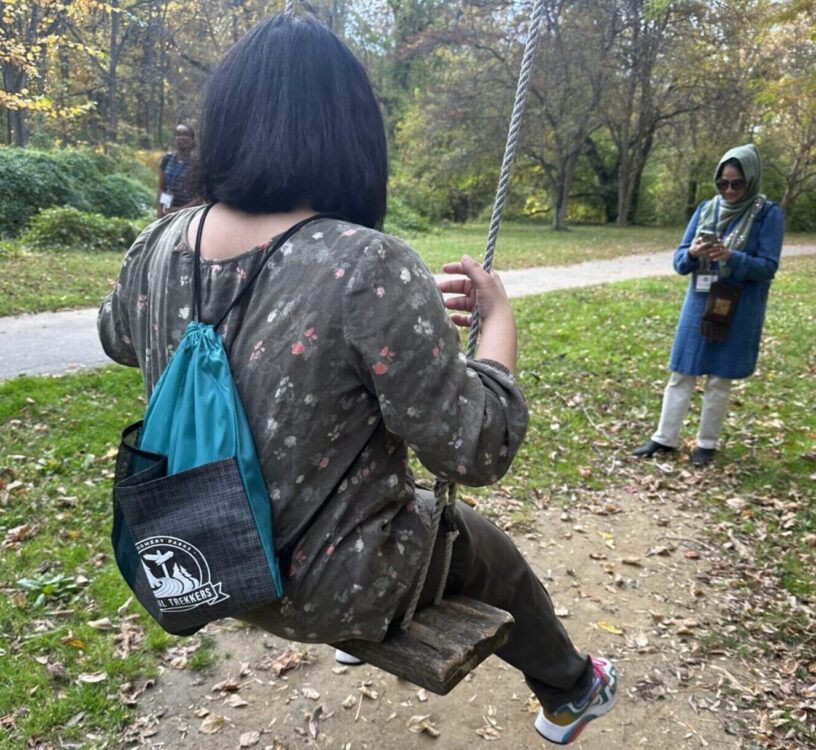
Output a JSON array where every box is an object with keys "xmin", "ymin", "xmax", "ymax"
[{"xmin": 405, "ymin": 492, "xmax": 594, "ymax": 712}]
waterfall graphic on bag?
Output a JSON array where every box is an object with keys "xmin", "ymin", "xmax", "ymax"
[{"xmin": 111, "ymin": 207, "xmax": 331, "ymax": 635}]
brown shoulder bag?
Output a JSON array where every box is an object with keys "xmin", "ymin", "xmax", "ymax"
[{"xmin": 700, "ymin": 281, "xmax": 740, "ymax": 342}]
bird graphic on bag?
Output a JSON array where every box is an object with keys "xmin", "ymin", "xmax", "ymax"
[
  {"xmin": 144, "ymin": 550, "xmax": 174, "ymax": 567},
  {"xmin": 142, "ymin": 549, "xmax": 201, "ymax": 596}
]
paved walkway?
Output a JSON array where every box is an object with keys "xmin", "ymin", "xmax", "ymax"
[{"xmin": 2, "ymin": 245, "xmax": 814, "ymax": 381}]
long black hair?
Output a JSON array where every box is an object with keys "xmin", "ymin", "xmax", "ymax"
[{"xmin": 194, "ymin": 13, "xmax": 387, "ymax": 229}]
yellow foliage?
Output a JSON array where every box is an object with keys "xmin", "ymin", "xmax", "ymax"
[{"xmin": 0, "ymin": 90, "xmax": 93, "ymax": 120}]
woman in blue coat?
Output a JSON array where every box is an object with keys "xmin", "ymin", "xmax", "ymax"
[{"xmin": 633, "ymin": 144, "xmax": 784, "ymax": 466}]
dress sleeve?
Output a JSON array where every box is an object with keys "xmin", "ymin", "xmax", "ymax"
[
  {"xmin": 726, "ymin": 203, "xmax": 784, "ymax": 282},
  {"xmin": 673, "ymin": 202, "xmax": 706, "ymax": 275},
  {"xmin": 97, "ymin": 230, "xmax": 148, "ymax": 368},
  {"xmin": 342, "ymin": 234, "xmax": 528, "ymax": 486}
]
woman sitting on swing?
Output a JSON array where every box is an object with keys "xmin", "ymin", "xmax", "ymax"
[{"xmin": 98, "ymin": 12, "xmax": 616, "ymax": 745}]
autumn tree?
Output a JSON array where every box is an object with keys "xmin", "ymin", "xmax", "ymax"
[
  {"xmin": 0, "ymin": 0, "xmax": 87, "ymax": 145},
  {"xmin": 754, "ymin": 1, "xmax": 816, "ymax": 216},
  {"xmin": 524, "ymin": 0, "xmax": 620, "ymax": 229}
]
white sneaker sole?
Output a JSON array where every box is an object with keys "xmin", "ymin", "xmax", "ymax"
[{"xmin": 334, "ymin": 648, "xmax": 364, "ymax": 665}]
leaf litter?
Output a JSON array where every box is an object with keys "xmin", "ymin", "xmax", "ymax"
[{"xmin": 114, "ymin": 464, "xmax": 813, "ymax": 749}]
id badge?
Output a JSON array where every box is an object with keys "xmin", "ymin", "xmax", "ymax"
[
  {"xmin": 695, "ymin": 273, "xmax": 716, "ymax": 292},
  {"xmin": 159, "ymin": 192, "xmax": 173, "ymax": 209}
]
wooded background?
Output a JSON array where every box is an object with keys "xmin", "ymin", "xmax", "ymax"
[{"xmin": 2, "ymin": 0, "xmax": 815, "ymax": 230}]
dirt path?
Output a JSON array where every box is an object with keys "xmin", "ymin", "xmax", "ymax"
[{"xmin": 122, "ymin": 475, "xmax": 750, "ymax": 750}]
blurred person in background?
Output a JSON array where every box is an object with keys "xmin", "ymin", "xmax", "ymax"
[{"xmin": 157, "ymin": 123, "xmax": 195, "ymax": 217}]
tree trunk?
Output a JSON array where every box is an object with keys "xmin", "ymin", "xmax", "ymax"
[
  {"xmin": 779, "ymin": 153, "xmax": 803, "ymax": 217},
  {"xmin": 157, "ymin": 0, "xmax": 169, "ymax": 146},
  {"xmin": 621, "ymin": 130, "xmax": 654, "ymax": 224},
  {"xmin": 628, "ymin": 178, "xmax": 641, "ymax": 224},
  {"xmin": 551, "ymin": 150, "xmax": 579, "ymax": 230},
  {"xmin": 614, "ymin": 55, "xmax": 636, "ymax": 227},
  {"xmin": 685, "ymin": 178, "xmax": 698, "ymax": 221},
  {"xmin": 139, "ymin": 0, "xmax": 163, "ymax": 147},
  {"xmin": 616, "ymin": 165, "xmax": 633, "ymax": 227},
  {"xmin": 552, "ymin": 180, "xmax": 568, "ymax": 230},
  {"xmin": 58, "ymin": 45, "xmax": 71, "ymax": 145},
  {"xmin": 2, "ymin": 62, "xmax": 28, "ymax": 146},
  {"xmin": 10, "ymin": 108, "xmax": 26, "ymax": 147},
  {"xmin": 3, "ymin": 66, "xmax": 13, "ymax": 144},
  {"xmin": 616, "ymin": 138, "xmax": 645, "ymax": 226},
  {"xmin": 583, "ymin": 136, "xmax": 618, "ymax": 223},
  {"xmin": 780, "ymin": 183, "xmax": 794, "ymax": 216},
  {"xmin": 106, "ymin": 0, "xmax": 120, "ymax": 145},
  {"xmin": 615, "ymin": 120, "xmax": 633, "ymax": 226}
]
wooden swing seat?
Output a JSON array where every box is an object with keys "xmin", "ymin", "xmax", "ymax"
[{"xmin": 332, "ymin": 596, "xmax": 514, "ymax": 695}]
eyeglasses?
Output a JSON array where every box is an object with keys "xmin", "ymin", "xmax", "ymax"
[{"xmin": 716, "ymin": 178, "xmax": 746, "ymax": 192}]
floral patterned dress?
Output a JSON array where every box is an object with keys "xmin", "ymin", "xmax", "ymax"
[{"xmin": 98, "ymin": 208, "xmax": 528, "ymax": 643}]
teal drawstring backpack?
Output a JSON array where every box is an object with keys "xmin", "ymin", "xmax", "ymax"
[{"xmin": 112, "ymin": 206, "xmax": 329, "ymax": 635}]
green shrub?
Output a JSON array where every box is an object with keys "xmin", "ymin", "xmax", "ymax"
[
  {"xmin": 108, "ymin": 145, "xmax": 158, "ymax": 190},
  {"xmin": 21, "ymin": 206, "xmax": 142, "ymax": 252},
  {"xmin": 0, "ymin": 149, "xmax": 75, "ymax": 237},
  {"xmin": 385, "ymin": 193, "xmax": 432, "ymax": 235},
  {"xmin": 91, "ymin": 174, "xmax": 153, "ymax": 218},
  {"xmin": 0, "ymin": 147, "xmax": 154, "ymax": 237},
  {"xmin": 786, "ymin": 189, "xmax": 816, "ymax": 232}
]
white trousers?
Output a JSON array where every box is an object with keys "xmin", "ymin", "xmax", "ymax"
[{"xmin": 652, "ymin": 372, "xmax": 733, "ymax": 450}]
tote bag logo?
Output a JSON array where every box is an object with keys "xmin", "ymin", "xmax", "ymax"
[{"xmin": 136, "ymin": 536, "xmax": 229, "ymax": 612}]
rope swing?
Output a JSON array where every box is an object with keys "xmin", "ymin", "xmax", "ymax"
[{"xmin": 400, "ymin": 0, "xmax": 546, "ymax": 630}]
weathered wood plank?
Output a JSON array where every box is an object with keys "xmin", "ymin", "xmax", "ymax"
[{"xmin": 332, "ymin": 596, "xmax": 514, "ymax": 694}]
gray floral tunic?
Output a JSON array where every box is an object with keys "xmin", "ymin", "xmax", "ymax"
[{"xmin": 98, "ymin": 208, "xmax": 528, "ymax": 643}]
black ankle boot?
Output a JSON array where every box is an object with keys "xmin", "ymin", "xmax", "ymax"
[
  {"xmin": 691, "ymin": 447, "xmax": 716, "ymax": 466},
  {"xmin": 632, "ymin": 439, "xmax": 675, "ymax": 458}
]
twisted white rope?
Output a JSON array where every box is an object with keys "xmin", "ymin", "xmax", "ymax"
[
  {"xmin": 466, "ymin": 0, "xmax": 545, "ymax": 358},
  {"xmin": 401, "ymin": 0, "xmax": 546, "ymax": 630},
  {"xmin": 285, "ymin": 0, "xmax": 296, "ymax": 13}
]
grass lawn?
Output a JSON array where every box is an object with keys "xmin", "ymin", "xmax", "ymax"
[
  {"xmin": 0, "ymin": 257, "xmax": 813, "ymax": 747},
  {"xmin": 406, "ymin": 225, "xmax": 816, "ymax": 274},
  {"xmin": 405, "ymin": 222, "xmax": 683, "ymax": 272},
  {"xmin": 513, "ymin": 255, "xmax": 815, "ymax": 498},
  {"xmin": 3, "ymin": 223, "xmax": 814, "ymax": 317},
  {"xmin": 0, "ymin": 245, "xmax": 121, "ymax": 317}
]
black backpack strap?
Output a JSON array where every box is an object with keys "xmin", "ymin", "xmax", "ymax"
[
  {"xmin": 212, "ymin": 212, "xmax": 341, "ymax": 330},
  {"xmin": 192, "ymin": 203, "xmax": 216, "ymax": 322}
]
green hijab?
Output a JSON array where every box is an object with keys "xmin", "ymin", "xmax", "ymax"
[{"xmin": 697, "ymin": 143, "xmax": 766, "ymax": 252}]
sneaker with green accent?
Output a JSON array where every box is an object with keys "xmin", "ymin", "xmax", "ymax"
[{"xmin": 534, "ymin": 656, "xmax": 617, "ymax": 745}]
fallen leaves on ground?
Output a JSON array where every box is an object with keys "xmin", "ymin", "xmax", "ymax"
[
  {"xmin": 238, "ymin": 730, "xmax": 260, "ymax": 747},
  {"xmin": 596, "ymin": 620, "xmax": 625, "ymax": 636},
  {"xmin": 111, "ymin": 456, "xmax": 814, "ymax": 750},
  {"xmin": 211, "ymin": 676, "xmax": 241, "ymax": 694},
  {"xmin": 199, "ymin": 713, "xmax": 225, "ymax": 735},
  {"xmin": 407, "ymin": 714, "xmax": 441, "ymax": 738},
  {"xmin": 264, "ymin": 648, "xmax": 307, "ymax": 677}
]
